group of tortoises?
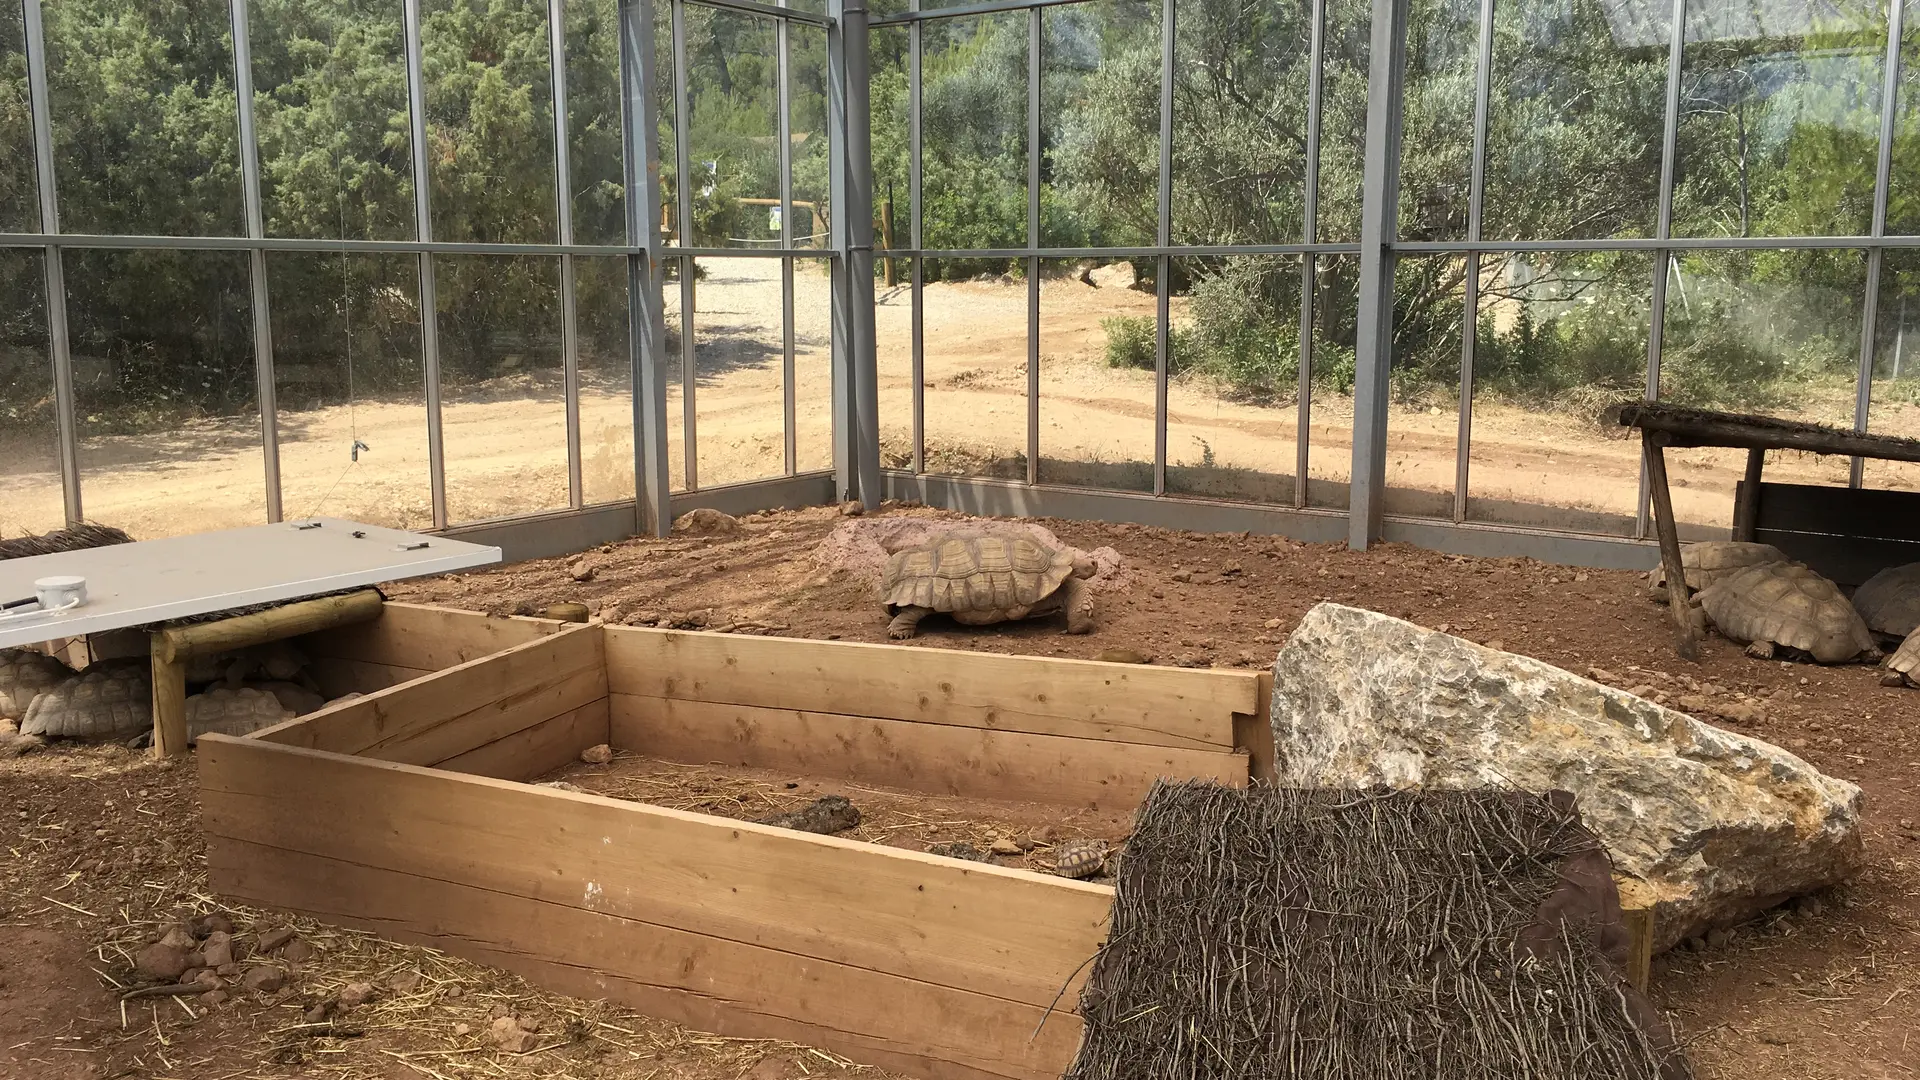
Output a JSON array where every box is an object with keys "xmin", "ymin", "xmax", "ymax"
[
  {"xmin": 0, "ymin": 641, "xmax": 336, "ymax": 749},
  {"xmin": 1648, "ymin": 541, "xmax": 1920, "ymax": 683}
]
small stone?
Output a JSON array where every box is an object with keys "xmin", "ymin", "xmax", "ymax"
[
  {"xmin": 490, "ymin": 1004, "xmax": 512, "ymax": 1020},
  {"xmin": 216, "ymin": 963, "xmax": 240, "ymax": 977},
  {"xmin": 157, "ymin": 924, "xmax": 197, "ymax": 951},
  {"xmin": 445, "ymin": 985, "xmax": 466, "ymax": 1000},
  {"xmin": 303, "ymin": 1001, "xmax": 335, "ymax": 1024},
  {"xmin": 580, "ymin": 743, "xmax": 614, "ymax": 765},
  {"xmin": 568, "ymin": 560, "xmax": 597, "ymax": 582},
  {"xmin": 201, "ymin": 914, "xmax": 234, "ymax": 936},
  {"xmin": 257, "ymin": 927, "xmax": 296, "ymax": 953},
  {"xmin": 337, "ymin": 981, "xmax": 377, "ymax": 1007},
  {"xmin": 199, "ymin": 931, "xmax": 234, "ymax": 969},
  {"xmin": 1626, "ymin": 684, "xmax": 1656, "ymax": 699},
  {"xmin": 837, "ymin": 500, "xmax": 864, "ymax": 517},
  {"xmin": 1706, "ymin": 927, "xmax": 1733, "ymax": 949},
  {"xmin": 280, "ymin": 939, "xmax": 316, "ymax": 964},
  {"xmin": 1757, "ymin": 1031, "xmax": 1788, "ymax": 1046},
  {"xmin": 203, "ymin": 989, "xmax": 229, "ymax": 1006},
  {"xmin": 1169, "ymin": 570, "xmax": 1192, "ymax": 583},
  {"xmin": 1484, "ymin": 639, "xmax": 1505, "ymax": 652},
  {"xmin": 1263, "ymin": 618, "xmax": 1284, "ymax": 630},
  {"xmin": 454, "ymin": 1022, "xmax": 472, "ymax": 1036},
  {"xmin": 988, "ymin": 837, "xmax": 1021, "ymax": 856},
  {"xmin": 241, "ymin": 965, "xmax": 287, "ymax": 993},
  {"xmin": 386, "ymin": 970, "xmax": 423, "ymax": 994},
  {"xmin": 1587, "ymin": 667, "xmax": 1619, "ymax": 684},
  {"xmin": 489, "ymin": 1016, "xmax": 539, "ymax": 1053},
  {"xmin": 926, "ymin": 841, "xmax": 988, "ymax": 862},
  {"xmin": 134, "ymin": 943, "xmax": 190, "ymax": 982}
]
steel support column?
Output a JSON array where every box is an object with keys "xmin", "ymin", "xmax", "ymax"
[
  {"xmin": 21, "ymin": 0, "xmax": 80, "ymax": 526},
  {"xmin": 1853, "ymin": 0, "xmax": 1907, "ymax": 487},
  {"xmin": 1296, "ymin": 0, "xmax": 1326, "ymax": 510},
  {"xmin": 1153, "ymin": 0, "xmax": 1174, "ymax": 496},
  {"xmin": 403, "ymin": 0, "xmax": 448, "ymax": 528},
  {"xmin": 548, "ymin": 0, "xmax": 585, "ymax": 508},
  {"xmin": 618, "ymin": 0, "xmax": 674, "ymax": 535},
  {"xmin": 1640, "ymin": 0, "xmax": 1687, "ymax": 539},
  {"xmin": 1346, "ymin": 0, "xmax": 1410, "ymax": 549},
  {"xmin": 1452, "ymin": 0, "xmax": 1495, "ymax": 524},
  {"xmin": 842, "ymin": 0, "xmax": 882, "ymax": 508},
  {"xmin": 229, "ymin": 0, "xmax": 283, "ymax": 523}
]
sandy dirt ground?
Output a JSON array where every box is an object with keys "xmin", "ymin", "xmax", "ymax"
[
  {"xmin": 3, "ymin": 504, "xmax": 1919, "ymax": 1078},
  {"xmin": 6, "ymin": 258, "xmax": 1917, "ymax": 542}
]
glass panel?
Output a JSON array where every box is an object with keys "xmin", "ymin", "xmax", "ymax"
[
  {"xmin": 1316, "ymin": 0, "xmax": 1370, "ymax": 244},
  {"xmin": 1165, "ymin": 255, "xmax": 1301, "ymax": 502},
  {"xmin": 921, "ymin": 255, "xmax": 1026, "ymax": 478},
  {"xmin": 250, "ymin": 0, "xmax": 415, "ymax": 241},
  {"xmin": 435, "ymin": 254, "xmax": 568, "ymax": 521},
  {"xmin": 1466, "ymin": 250, "xmax": 1651, "ymax": 534},
  {"xmin": 1658, "ymin": 248, "xmax": 1865, "ymax": 533},
  {"xmin": 1037, "ymin": 256, "xmax": 1154, "ymax": 492},
  {"xmin": 1, "ymin": 0, "xmax": 37, "ymax": 232},
  {"xmin": 422, "ymin": 0, "xmax": 558, "ymax": 244},
  {"xmin": 682, "ymin": 10, "xmax": 780, "ymax": 248},
  {"xmin": 0, "ymin": 248, "xmax": 60, "ymax": 533},
  {"xmin": 1397, "ymin": 0, "xmax": 1480, "ymax": 242},
  {"xmin": 1043, "ymin": 0, "xmax": 1157, "ymax": 248},
  {"xmin": 795, "ymin": 256, "xmax": 833, "ymax": 472},
  {"xmin": 1383, "ymin": 254, "xmax": 1465, "ymax": 517},
  {"xmin": 921, "ymin": 13, "xmax": 1028, "ymax": 251},
  {"xmin": 692, "ymin": 255, "xmax": 785, "ymax": 486},
  {"xmin": 66, "ymin": 250, "xmax": 262, "ymax": 537},
  {"xmin": 1867, "ymin": 248, "xmax": 1920, "ymax": 489},
  {"xmin": 1170, "ymin": 0, "xmax": 1312, "ymax": 245},
  {"xmin": 871, "ymin": 24, "xmax": 909, "ymax": 252},
  {"xmin": 878, "ymin": 255, "xmax": 915, "ymax": 469},
  {"xmin": 1482, "ymin": 0, "xmax": 1668, "ymax": 241},
  {"xmin": 1673, "ymin": 0, "xmax": 1887, "ymax": 239},
  {"xmin": 1307, "ymin": 253, "xmax": 1356, "ymax": 507},
  {"xmin": 665, "ymin": 255, "xmax": 688, "ymax": 489},
  {"xmin": 268, "ymin": 251, "xmax": 430, "ymax": 528},
  {"xmin": 577, "ymin": 255, "xmax": 635, "ymax": 504},
  {"xmin": 791, "ymin": 24, "xmax": 832, "ymax": 250},
  {"xmin": 1888, "ymin": 0, "xmax": 1920, "ymax": 234},
  {"xmin": 566, "ymin": 0, "xmax": 627, "ymax": 246},
  {"xmin": 46, "ymin": 3, "xmax": 244, "ymax": 236}
]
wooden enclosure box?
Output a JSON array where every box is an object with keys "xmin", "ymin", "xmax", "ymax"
[{"xmin": 201, "ymin": 605, "xmax": 1269, "ymax": 1080}]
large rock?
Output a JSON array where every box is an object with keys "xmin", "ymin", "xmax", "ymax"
[{"xmin": 1269, "ymin": 603, "xmax": 1863, "ymax": 951}]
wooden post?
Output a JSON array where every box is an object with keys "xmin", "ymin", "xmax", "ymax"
[
  {"xmin": 1621, "ymin": 907, "xmax": 1655, "ymax": 992},
  {"xmin": 147, "ymin": 589, "xmax": 386, "ymax": 755},
  {"xmin": 1643, "ymin": 433, "xmax": 1698, "ymax": 660},
  {"xmin": 150, "ymin": 645, "xmax": 189, "ymax": 758},
  {"xmin": 1732, "ymin": 447, "xmax": 1765, "ymax": 541}
]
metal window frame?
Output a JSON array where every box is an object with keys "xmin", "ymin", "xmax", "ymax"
[
  {"xmin": 618, "ymin": 0, "xmax": 675, "ymax": 536},
  {"xmin": 228, "ymin": 0, "xmax": 282, "ymax": 525},
  {"xmin": 548, "ymin": 0, "xmax": 585, "ymax": 510},
  {"xmin": 19, "ymin": 0, "xmax": 80, "ymax": 527}
]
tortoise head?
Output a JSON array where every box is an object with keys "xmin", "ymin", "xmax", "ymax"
[{"xmin": 1068, "ymin": 551, "xmax": 1097, "ymax": 579}]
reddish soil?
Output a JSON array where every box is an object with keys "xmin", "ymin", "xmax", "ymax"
[{"xmin": 1, "ymin": 501, "xmax": 1916, "ymax": 1079}]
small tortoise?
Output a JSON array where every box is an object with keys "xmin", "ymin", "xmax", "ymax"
[
  {"xmin": 1645, "ymin": 541, "xmax": 1787, "ymax": 602},
  {"xmin": 882, "ymin": 533, "xmax": 1094, "ymax": 639},
  {"xmin": 1881, "ymin": 627, "xmax": 1920, "ymax": 688},
  {"xmin": 1852, "ymin": 562, "xmax": 1920, "ymax": 639},
  {"xmin": 1698, "ymin": 562, "xmax": 1880, "ymax": 664},
  {"xmin": 1053, "ymin": 838, "xmax": 1109, "ymax": 879},
  {"xmin": 19, "ymin": 661, "xmax": 152, "ymax": 740},
  {"xmin": 0, "ymin": 647, "xmax": 75, "ymax": 720},
  {"xmin": 184, "ymin": 687, "xmax": 294, "ymax": 743}
]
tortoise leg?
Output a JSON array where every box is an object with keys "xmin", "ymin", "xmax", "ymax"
[
  {"xmin": 1058, "ymin": 577, "xmax": 1094, "ymax": 635},
  {"xmin": 1745, "ymin": 639, "xmax": 1776, "ymax": 661},
  {"xmin": 887, "ymin": 607, "xmax": 933, "ymax": 639}
]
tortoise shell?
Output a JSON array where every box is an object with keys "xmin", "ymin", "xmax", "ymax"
[
  {"xmin": 1886, "ymin": 626, "xmax": 1920, "ymax": 685},
  {"xmin": 1645, "ymin": 541, "xmax": 1786, "ymax": 600},
  {"xmin": 883, "ymin": 534, "xmax": 1077, "ymax": 625},
  {"xmin": 19, "ymin": 661, "xmax": 152, "ymax": 740},
  {"xmin": 1852, "ymin": 562, "xmax": 1920, "ymax": 638},
  {"xmin": 0, "ymin": 647, "xmax": 74, "ymax": 721},
  {"xmin": 1053, "ymin": 838, "xmax": 1108, "ymax": 879},
  {"xmin": 185, "ymin": 687, "xmax": 294, "ymax": 743},
  {"xmin": 1699, "ymin": 562, "xmax": 1878, "ymax": 664}
]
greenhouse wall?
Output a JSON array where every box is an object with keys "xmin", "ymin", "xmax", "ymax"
[{"xmin": 3, "ymin": 0, "xmax": 1918, "ymax": 563}]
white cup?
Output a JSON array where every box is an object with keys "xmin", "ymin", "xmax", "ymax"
[{"xmin": 34, "ymin": 575, "xmax": 87, "ymax": 611}]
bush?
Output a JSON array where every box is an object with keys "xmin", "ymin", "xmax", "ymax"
[{"xmin": 1103, "ymin": 315, "xmax": 1157, "ymax": 370}]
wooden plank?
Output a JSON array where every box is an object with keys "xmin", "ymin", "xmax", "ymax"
[
  {"xmin": 197, "ymin": 735, "xmax": 1112, "ymax": 1010},
  {"xmin": 1731, "ymin": 449, "xmax": 1765, "ymax": 541},
  {"xmin": 303, "ymin": 656, "xmax": 434, "ymax": 699},
  {"xmin": 150, "ymin": 651, "xmax": 188, "ymax": 758},
  {"xmin": 297, "ymin": 601, "xmax": 564, "ymax": 671},
  {"xmin": 1236, "ymin": 671, "xmax": 1276, "ymax": 783},
  {"xmin": 1621, "ymin": 907, "xmax": 1654, "ymax": 992},
  {"xmin": 438, "ymin": 698, "xmax": 610, "ymax": 781},
  {"xmin": 253, "ymin": 624, "xmax": 605, "ymax": 765},
  {"xmin": 208, "ymin": 838, "xmax": 1083, "ymax": 1080},
  {"xmin": 603, "ymin": 626, "xmax": 1252, "ymax": 751},
  {"xmin": 1644, "ymin": 438, "xmax": 1699, "ymax": 660},
  {"xmin": 1618, "ymin": 402, "xmax": 1920, "ymax": 461},
  {"xmin": 608, "ymin": 694, "xmax": 1247, "ymax": 807}
]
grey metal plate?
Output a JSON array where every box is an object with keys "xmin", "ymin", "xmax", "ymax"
[{"xmin": 0, "ymin": 518, "xmax": 501, "ymax": 649}]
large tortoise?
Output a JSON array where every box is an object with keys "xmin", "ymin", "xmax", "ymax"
[
  {"xmin": 0, "ymin": 648, "xmax": 75, "ymax": 720},
  {"xmin": 185, "ymin": 687, "xmax": 294, "ymax": 743},
  {"xmin": 1645, "ymin": 541, "xmax": 1787, "ymax": 602},
  {"xmin": 1698, "ymin": 561, "xmax": 1880, "ymax": 664},
  {"xmin": 19, "ymin": 661, "xmax": 152, "ymax": 741},
  {"xmin": 1882, "ymin": 627, "xmax": 1920, "ymax": 688},
  {"xmin": 882, "ymin": 533, "xmax": 1095, "ymax": 639},
  {"xmin": 1852, "ymin": 561, "xmax": 1920, "ymax": 639}
]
